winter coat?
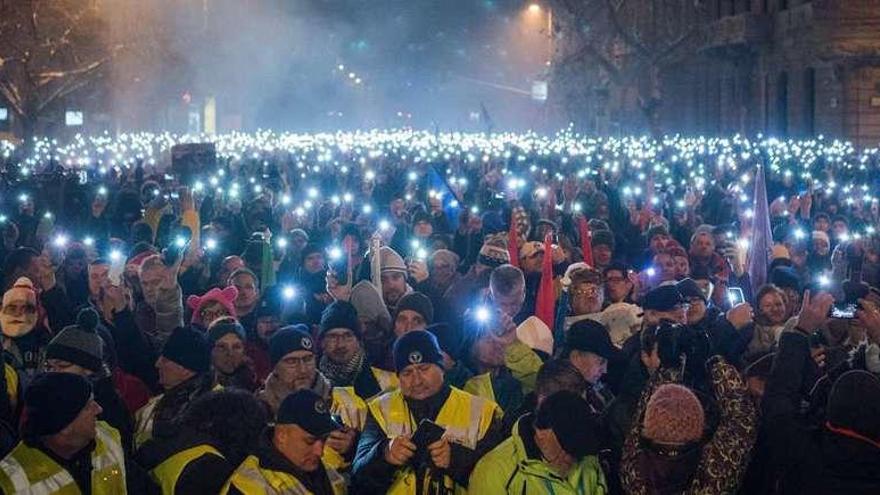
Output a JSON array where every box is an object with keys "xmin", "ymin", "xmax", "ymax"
[
  {"xmin": 761, "ymin": 332, "xmax": 880, "ymax": 494},
  {"xmin": 620, "ymin": 358, "xmax": 758, "ymax": 495},
  {"xmin": 469, "ymin": 414, "xmax": 608, "ymax": 494}
]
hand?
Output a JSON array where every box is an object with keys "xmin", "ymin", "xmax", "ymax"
[
  {"xmin": 408, "ymin": 260, "xmax": 429, "ymax": 284},
  {"xmin": 326, "ymin": 427, "xmax": 357, "ymax": 456},
  {"xmin": 384, "ymin": 435, "xmax": 416, "ymax": 466},
  {"xmin": 159, "ymin": 254, "xmax": 183, "ymax": 291},
  {"xmin": 491, "ymin": 311, "xmax": 518, "ymax": 347},
  {"xmin": 326, "ymin": 270, "xmax": 351, "ymax": 302},
  {"xmin": 725, "ymin": 303, "xmax": 753, "ymax": 330},
  {"xmin": 641, "ymin": 347, "xmax": 661, "ymax": 374},
  {"xmin": 427, "ymin": 438, "xmax": 451, "ymax": 469},
  {"xmin": 810, "ymin": 346, "xmax": 827, "ymax": 369},
  {"xmin": 797, "ymin": 290, "xmax": 834, "ymax": 333}
]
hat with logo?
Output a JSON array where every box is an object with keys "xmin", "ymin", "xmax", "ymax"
[
  {"xmin": 392, "ymin": 330, "xmax": 444, "ymax": 373},
  {"xmin": 269, "ymin": 325, "xmax": 315, "ymax": 367},
  {"xmin": 276, "ymin": 389, "xmax": 342, "ymax": 437}
]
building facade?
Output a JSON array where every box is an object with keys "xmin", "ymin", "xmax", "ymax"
[{"xmin": 663, "ymin": 0, "xmax": 880, "ymax": 146}]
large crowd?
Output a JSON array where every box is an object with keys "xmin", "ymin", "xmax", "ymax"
[{"xmin": 0, "ymin": 130, "xmax": 879, "ymax": 494}]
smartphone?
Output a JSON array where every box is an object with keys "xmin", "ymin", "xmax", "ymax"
[
  {"xmin": 831, "ymin": 302, "xmax": 857, "ymax": 319},
  {"xmin": 411, "ymin": 419, "xmax": 445, "ymax": 452},
  {"xmin": 727, "ymin": 287, "xmax": 745, "ymax": 306},
  {"xmin": 108, "ymin": 253, "xmax": 124, "ymax": 287},
  {"xmin": 162, "ymin": 226, "xmax": 192, "ymax": 267}
]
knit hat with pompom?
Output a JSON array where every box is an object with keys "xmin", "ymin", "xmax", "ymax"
[{"xmin": 45, "ymin": 308, "xmax": 104, "ymax": 373}]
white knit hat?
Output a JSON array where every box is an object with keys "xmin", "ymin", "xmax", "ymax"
[
  {"xmin": 3, "ymin": 277, "xmax": 37, "ymax": 307},
  {"xmin": 379, "ymin": 246, "xmax": 407, "ymax": 274},
  {"xmin": 516, "ymin": 316, "xmax": 554, "ymax": 355}
]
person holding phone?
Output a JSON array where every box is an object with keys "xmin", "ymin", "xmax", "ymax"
[{"xmin": 352, "ymin": 330, "xmax": 504, "ymax": 494}]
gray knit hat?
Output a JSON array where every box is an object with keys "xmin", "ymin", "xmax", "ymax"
[{"xmin": 45, "ymin": 308, "xmax": 104, "ymax": 373}]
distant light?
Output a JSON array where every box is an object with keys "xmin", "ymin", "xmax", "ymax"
[
  {"xmin": 646, "ymin": 267, "xmax": 656, "ymax": 277},
  {"xmin": 794, "ymin": 229, "xmax": 805, "ymax": 239},
  {"xmin": 18, "ymin": 193, "xmax": 28, "ymax": 203},
  {"xmin": 737, "ymin": 238, "xmax": 750, "ymax": 250},
  {"xmin": 97, "ymin": 186, "xmax": 107, "ymax": 196},
  {"xmin": 528, "ymin": 3, "xmax": 541, "ymax": 13},
  {"xmin": 83, "ymin": 236, "xmax": 95, "ymax": 247},
  {"xmin": 109, "ymin": 250, "xmax": 122, "ymax": 262},
  {"xmin": 174, "ymin": 236, "xmax": 186, "ymax": 248},
  {"xmin": 205, "ymin": 238, "xmax": 218, "ymax": 251},
  {"xmin": 363, "ymin": 204, "xmax": 373, "ymax": 214},
  {"xmin": 818, "ymin": 274, "xmax": 831, "ymax": 287},
  {"xmin": 379, "ymin": 219, "xmax": 391, "ymax": 232},
  {"xmin": 276, "ymin": 237, "xmax": 288, "ymax": 249},
  {"xmin": 308, "ymin": 187, "xmax": 319, "ymax": 199}
]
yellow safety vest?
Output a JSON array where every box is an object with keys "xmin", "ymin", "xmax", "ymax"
[
  {"xmin": 463, "ymin": 373, "xmax": 495, "ymax": 407},
  {"xmin": 150, "ymin": 444, "xmax": 224, "ymax": 495},
  {"xmin": 0, "ymin": 421, "xmax": 126, "ymax": 495},
  {"xmin": 4, "ymin": 363, "xmax": 17, "ymax": 411},
  {"xmin": 323, "ymin": 387, "xmax": 369, "ymax": 471},
  {"xmin": 371, "ymin": 367, "xmax": 399, "ymax": 396},
  {"xmin": 133, "ymin": 394, "xmax": 162, "ymax": 449},
  {"xmin": 134, "ymin": 384, "xmax": 222, "ymax": 448},
  {"xmin": 367, "ymin": 386, "xmax": 502, "ymax": 495},
  {"xmin": 221, "ymin": 454, "xmax": 347, "ymax": 495}
]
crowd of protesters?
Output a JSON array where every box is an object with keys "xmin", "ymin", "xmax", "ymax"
[{"xmin": 0, "ymin": 131, "xmax": 879, "ymax": 494}]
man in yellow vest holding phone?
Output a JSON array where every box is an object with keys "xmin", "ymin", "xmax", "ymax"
[{"xmin": 352, "ymin": 330, "xmax": 504, "ymax": 494}]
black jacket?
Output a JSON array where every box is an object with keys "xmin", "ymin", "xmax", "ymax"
[{"xmin": 762, "ymin": 332, "xmax": 880, "ymax": 494}]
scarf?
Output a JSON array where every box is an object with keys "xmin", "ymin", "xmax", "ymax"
[{"xmin": 319, "ymin": 348, "xmax": 366, "ymax": 388}]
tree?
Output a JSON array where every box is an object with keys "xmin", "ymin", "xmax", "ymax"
[
  {"xmin": 0, "ymin": 0, "xmax": 119, "ymax": 143},
  {"xmin": 549, "ymin": 0, "xmax": 707, "ymax": 135}
]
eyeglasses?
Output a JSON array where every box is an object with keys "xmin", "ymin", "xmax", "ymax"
[
  {"xmin": 571, "ymin": 286, "xmax": 600, "ymax": 297},
  {"xmin": 324, "ymin": 332, "xmax": 356, "ymax": 344},
  {"xmin": 605, "ymin": 276, "xmax": 627, "ymax": 284},
  {"xmin": 279, "ymin": 354, "xmax": 315, "ymax": 368}
]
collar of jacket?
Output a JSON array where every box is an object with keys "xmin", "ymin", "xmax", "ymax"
[{"xmin": 509, "ymin": 415, "xmax": 569, "ymax": 482}]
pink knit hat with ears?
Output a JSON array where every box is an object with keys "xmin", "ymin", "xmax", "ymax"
[
  {"xmin": 643, "ymin": 383, "xmax": 705, "ymax": 446},
  {"xmin": 187, "ymin": 286, "xmax": 238, "ymax": 327}
]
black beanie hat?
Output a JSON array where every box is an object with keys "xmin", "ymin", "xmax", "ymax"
[
  {"xmin": 23, "ymin": 372, "xmax": 92, "ymax": 437},
  {"xmin": 320, "ymin": 301, "xmax": 362, "ymax": 339},
  {"xmin": 535, "ymin": 390, "xmax": 602, "ymax": 459},
  {"xmin": 393, "ymin": 330, "xmax": 444, "ymax": 373},
  {"xmin": 395, "ymin": 292, "xmax": 434, "ymax": 325},
  {"xmin": 426, "ymin": 323, "xmax": 465, "ymax": 361},
  {"xmin": 45, "ymin": 308, "xmax": 104, "ymax": 373},
  {"xmin": 161, "ymin": 326, "xmax": 211, "ymax": 373},
  {"xmin": 207, "ymin": 318, "xmax": 246, "ymax": 345},
  {"xmin": 827, "ymin": 370, "xmax": 880, "ymax": 444},
  {"xmin": 269, "ymin": 325, "xmax": 315, "ymax": 367}
]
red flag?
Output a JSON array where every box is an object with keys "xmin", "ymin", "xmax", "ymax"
[
  {"xmin": 508, "ymin": 211, "xmax": 519, "ymax": 267},
  {"xmin": 578, "ymin": 216, "xmax": 593, "ymax": 267},
  {"xmin": 535, "ymin": 232, "xmax": 555, "ymax": 330}
]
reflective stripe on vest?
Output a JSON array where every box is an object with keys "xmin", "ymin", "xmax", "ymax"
[
  {"xmin": 0, "ymin": 421, "xmax": 126, "ymax": 495},
  {"xmin": 151, "ymin": 444, "xmax": 223, "ymax": 495},
  {"xmin": 369, "ymin": 387, "xmax": 497, "ymax": 449},
  {"xmin": 223, "ymin": 455, "xmax": 346, "ymax": 495},
  {"xmin": 371, "ymin": 367, "xmax": 399, "ymax": 395},
  {"xmin": 134, "ymin": 394, "xmax": 162, "ymax": 448},
  {"xmin": 367, "ymin": 387, "xmax": 500, "ymax": 495},
  {"xmin": 331, "ymin": 387, "xmax": 367, "ymax": 431}
]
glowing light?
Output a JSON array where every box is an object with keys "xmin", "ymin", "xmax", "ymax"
[
  {"xmin": 528, "ymin": 3, "xmax": 541, "ymax": 13},
  {"xmin": 283, "ymin": 286, "xmax": 296, "ymax": 300},
  {"xmin": 53, "ymin": 235, "xmax": 68, "ymax": 248},
  {"xmin": 109, "ymin": 250, "xmax": 122, "ymax": 262},
  {"xmin": 475, "ymin": 306, "xmax": 491, "ymax": 323},
  {"xmin": 328, "ymin": 247, "xmax": 343, "ymax": 261},
  {"xmin": 276, "ymin": 237, "xmax": 288, "ymax": 249},
  {"xmin": 205, "ymin": 238, "xmax": 218, "ymax": 251},
  {"xmin": 83, "ymin": 236, "xmax": 95, "ymax": 247}
]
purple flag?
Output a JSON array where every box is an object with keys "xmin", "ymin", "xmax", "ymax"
[{"xmin": 748, "ymin": 165, "xmax": 773, "ymax": 297}]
